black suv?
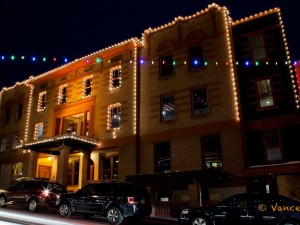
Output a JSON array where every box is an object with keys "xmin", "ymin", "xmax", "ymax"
[
  {"xmin": 0, "ymin": 179, "xmax": 67, "ymax": 212},
  {"xmin": 56, "ymin": 181, "xmax": 152, "ymax": 225},
  {"xmin": 178, "ymin": 192, "xmax": 300, "ymax": 225}
]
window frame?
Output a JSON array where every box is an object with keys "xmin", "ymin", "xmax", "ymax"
[
  {"xmin": 249, "ymin": 33, "xmax": 267, "ymax": 61},
  {"xmin": 154, "ymin": 142, "xmax": 171, "ymax": 173},
  {"xmin": 256, "ymin": 78, "xmax": 274, "ymax": 108},
  {"xmin": 83, "ymin": 75, "xmax": 93, "ymax": 98},
  {"xmin": 161, "ymin": 95, "xmax": 176, "ymax": 121},
  {"xmin": 159, "ymin": 54, "xmax": 173, "ymax": 77},
  {"xmin": 58, "ymin": 84, "xmax": 68, "ymax": 104},
  {"xmin": 201, "ymin": 133, "xmax": 223, "ymax": 170},
  {"xmin": 4, "ymin": 107, "xmax": 11, "ymax": 124},
  {"xmin": 191, "ymin": 87, "xmax": 209, "ymax": 115},
  {"xmin": 16, "ymin": 102, "xmax": 23, "ymax": 120},
  {"xmin": 110, "ymin": 66, "xmax": 122, "ymax": 90},
  {"xmin": 34, "ymin": 123, "xmax": 44, "ymax": 140},
  {"xmin": 0, "ymin": 136, "xmax": 7, "ymax": 152},
  {"xmin": 37, "ymin": 91, "xmax": 46, "ymax": 112},
  {"xmin": 108, "ymin": 103, "xmax": 121, "ymax": 129},
  {"xmin": 188, "ymin": 44, "xmax": 205, "ymax": 70},
  {"xmin": 263, "ymin": 130, "xmax": 283, "ymax": 163}
]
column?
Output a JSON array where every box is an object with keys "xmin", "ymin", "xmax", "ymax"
[
  {"xmin": 57, "ymin": 145, "xmax": 70, "ymax": 188},
  {"xmin": 27, "ymin": 151, "xmax": 38, "ymax": 178}
]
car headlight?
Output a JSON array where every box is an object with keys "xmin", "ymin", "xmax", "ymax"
[{"xmin": 181, "ymin": 209, "xmax": 190, "ymax": 215}]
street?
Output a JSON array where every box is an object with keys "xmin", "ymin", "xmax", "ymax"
[{"xmin": 0, "ymin": 207, "xmax": 177, "ymax": 225}]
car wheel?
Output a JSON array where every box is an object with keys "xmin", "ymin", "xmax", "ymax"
[
  {"xmin": 107, "ymin": 207, "xmax": 123, "ymax": 225},
  {"xmin": 58, "ymin": 202, "xmax": 72, "ymax": 218},
  {"xmin": 0, "ymin": 196, "xmax": 7, "ymax": 207},
  {"xmin": 28, "ymin": 198, "xmax": 38, "ymax": 212},
  {"xmin": 192, "ymin": 217, "xmax": 208, "ymax": 225}
]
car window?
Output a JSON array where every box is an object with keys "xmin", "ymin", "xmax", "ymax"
[
  {"xmin": 216, "ymin": 195, "xmax": 248, "ymax": 209},
  {"xmin": 8, "ymin": 182, "xmax": 25, "ymax": 191},
  {"xmin": 43, "ymin": 182, "xmax": 66, "ymax": 193}
]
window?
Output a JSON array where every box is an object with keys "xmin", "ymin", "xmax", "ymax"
[
  {"xmin": 37, "ymin": 91, "xmax": 46, "ymax": 112},
  {"xmin": 34, "ymin": 123, "xmax": 43, "ymax": 140},
  {"xmin": 4, "ymin": 107, "xmax": 11, "ymax": 124},
  {"xmin": 12, "ymin": 162, "xmax": 23, "ymax": 177},
  {"xmin": 110, "ymin": 66, "xmax": 122, "ymax": 90},
  {"xmin": 155, "ymin": 142, "xmax": 171, "ymax": 173},
  {"xmin": 68, "ymin": 157, "xmax": 79, "ymax": 185},
  {"xmin": 0, "ymin": 136, "xmax": 7, "ymax": 152},
  {"xmin": 249, "ymin": 33, "xmax": 266, "ymax": 61},
  {"xmin": 201, "ymin": 134, "xmax": 222, "ymax": 170},
  {"xmin": 12, "ymin": 133, "xmax": 19, "ymax": 149},
  {"xmin": 108, "ymin": 104, "xmax": 121, "ymax": 129},
  {"xmin": 192, "ymin": 87, "xmax": 209, "ymax": 115},
  {"xmin": 161, "ymin": 95, "xmax": 176, "ymax": 121},
  {"xmin": 159, "ymin": 54, "xmax": 173, "ymax": 77},
  {"xmin": 58, "ymin": 84, "xmax": 68, "ymax": 104},
  {"xmin": 16, "ymin": 102, "xmax": 23, "ymax": 119},
  {"xmin": 188, "ymin": 45, "xmax": 205, "ymax": 69},
  {"xmin": 263, "ymin": 130, "xmax": 283, "ymax": 162},
  {"xmin": 83, "ymin": 75, "xmax": 93, "ymax": 98},
  {"xmin": 103, "ymin": 155, "xmax": 118, "ymax": 180},
  {"xmin": 257, "ymin": 79, "xmax": 274, "ymax": 108}
]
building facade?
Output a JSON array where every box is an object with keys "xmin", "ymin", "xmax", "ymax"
[
  {"xmin": 0, "ymin": 3, "xmax": 299, "ymax": 217},
  {"xmin": 232, "ymin": 8, "xmax": 300, "ymax": 199}
]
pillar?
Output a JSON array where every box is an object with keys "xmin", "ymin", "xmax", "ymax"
[{"xmin": 57, "ymin": 145, "xmax": 70, "ymax": 188}]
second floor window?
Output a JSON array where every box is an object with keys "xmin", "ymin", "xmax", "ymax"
[
  {"xmin": 4, "ymin": 107, "xmax": 11, "ymax": 124},
  {"xmin": 257, "ymin": 79, "xmax": 274, "ymax": 108},
  {"xmin": 263, "ymin": 130, "xmax": 282, "ymax": 162},
  {"xmin": 83, "ymin": 76, "xmax": 93, "ymax": 98},
  {"xmin": 155, "ymin": 142, "xmax": 171, "ymax": 173},
  {"xmin": 16, "ymin": 102, "xmax": 23, "ymax": 119},
  {"xmin": 110, "ymin": 66, "xmax": 122, "ymax": 90},
  {"xmin": 201, "ymin": 133, "xmax": 223, "ymax": 170},
  {"xmin": 58, "ymin": 85, "xmax": 68, "ymax": 104},
  {"xmin": 37, "ymin": 91, "xmax": 46, "ymax": 112},
  {"xmin": 192, "ymin": 87, "xmax": 209, "ymax": 115},
  {"xmin": 161, "ymin": 95, "xmax": 176, "ymax": 121},
  {"xmin": 159, "ymin": 54, "xmax": 173, "ymax": 77},
  {"xmin": 34, "ymin": 123, "xmax": 44, "ymax": 140},
  {"xmin": 108, "ymin": 104, "xmax": 121, "ymax": 129},
  {"xmin": 188, "ymin": 45, "xmax": 205, "ymax": 69}
]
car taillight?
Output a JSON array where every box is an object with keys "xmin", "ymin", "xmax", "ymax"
[
  {"xmin": 127, "ymin": 197, "xmax": 135, "ymax": 204},
  {"xmin": 43, "ymin": 190, "xmax": 49, "ymax": 197}
]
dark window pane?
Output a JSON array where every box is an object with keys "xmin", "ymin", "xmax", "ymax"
[{"xmin": 161, "ymin": 95, "xmax": 176, "ymax": 121}]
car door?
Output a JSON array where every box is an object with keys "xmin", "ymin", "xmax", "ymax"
[
  {"xmin": 8, "ymin": 181, "xmax": 31, "ymax": 206},
  {"xmin": 212, "ymin": 194, "xmax": 253, "ymax": 225},
  {"xmin": 73, "ymin": 183, "xmax": 110, "ymax": 214},
  {"xmin": 72, "ymin": 185, "xmax": 91, "ymax": 212},
  {"xmin": 247, "ymin": 195, "xmax": 280, "ymax": 225}
]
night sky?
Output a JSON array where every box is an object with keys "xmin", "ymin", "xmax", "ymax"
[{"xmin": 1, "ymin": 0, "xmax": 299, "ymax": 88}]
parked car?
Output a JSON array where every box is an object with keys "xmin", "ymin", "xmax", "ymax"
[
  {"xmin": 56, "ymin": 181, "xmax": 152, "ymax": 225},
  {"xmin": 178, "ymin": 192, "xmax": 300, "ymax": 225},
  {"xmin": 0, "ymin": 178, "xmax": 67, "ymax": 212}
]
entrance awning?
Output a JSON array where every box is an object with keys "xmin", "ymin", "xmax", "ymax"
[
  {"xmin": 126, "ymin": 170, "xmax": 230, "ymax": 186},
  {"xmin": 16, "ymin": 133, "xmax": 99, "ymax": 155}
]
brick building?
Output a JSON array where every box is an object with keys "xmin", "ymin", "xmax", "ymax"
[{"xmin": 0, "ymin": 3, "xmax": 299, "ymax": 218}]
